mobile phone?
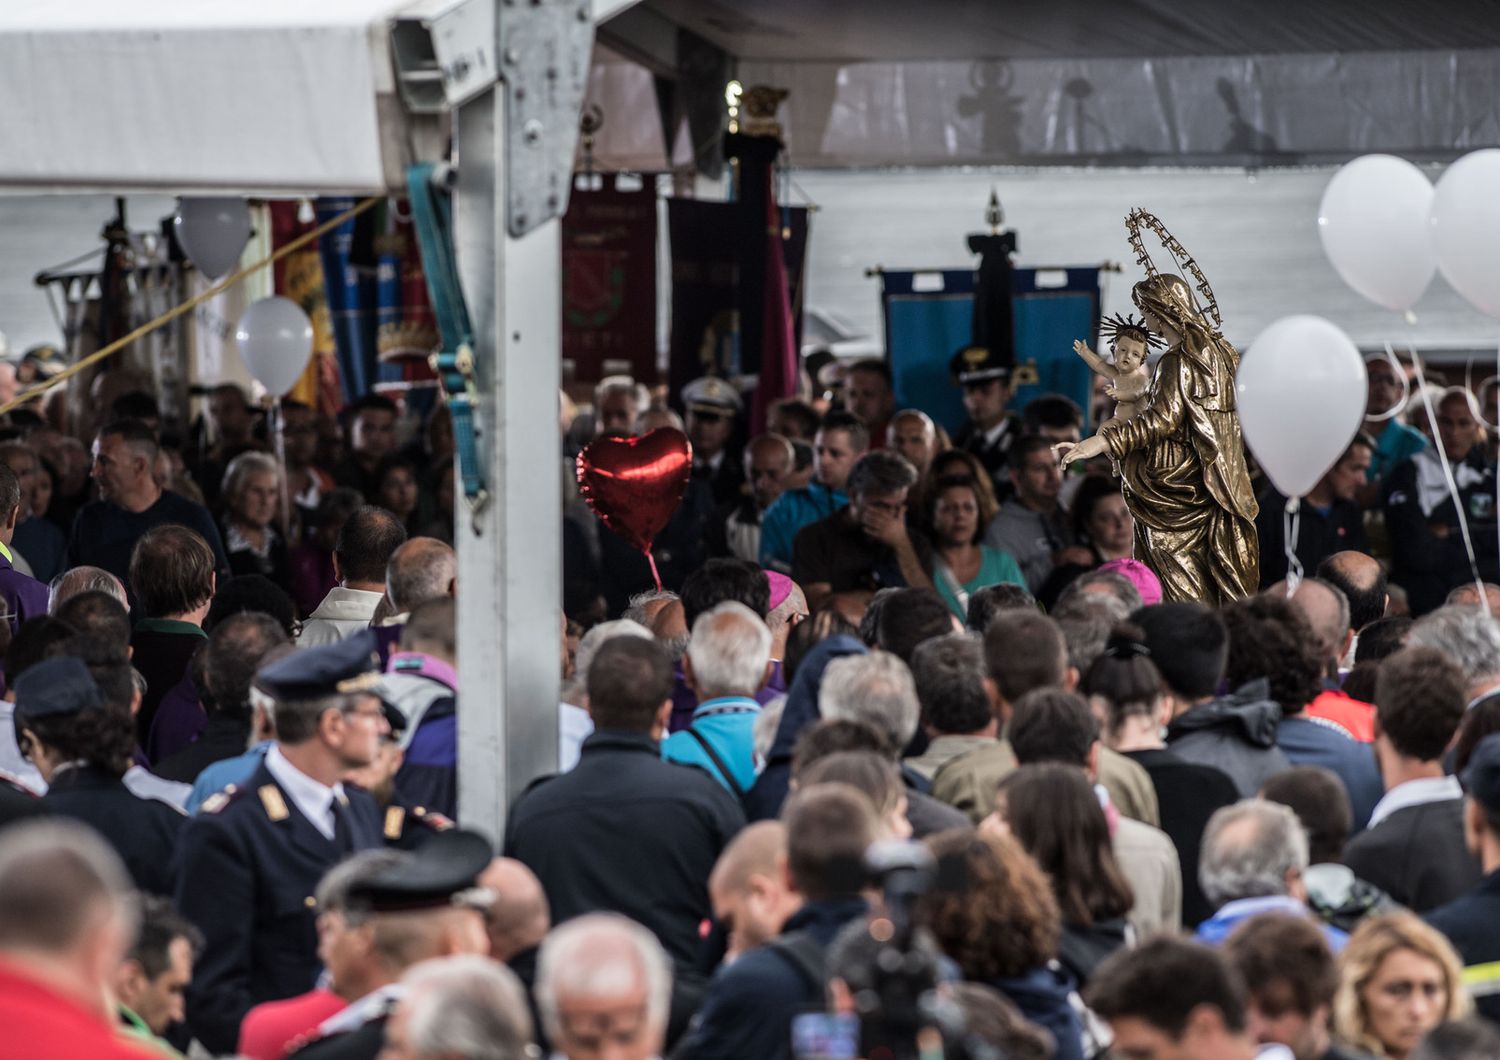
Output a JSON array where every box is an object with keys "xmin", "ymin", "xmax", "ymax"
[{"xmin": 790, "ymin": 1011, "xmax": 859, "ymax": 1060}]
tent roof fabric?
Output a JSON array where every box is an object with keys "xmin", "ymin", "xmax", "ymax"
[{"xmin": 641, "ymin": 0, "xmax": 1500, "ymax": 62}]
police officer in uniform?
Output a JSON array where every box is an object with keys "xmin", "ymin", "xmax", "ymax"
[
  {"xmin": 288, "ymin": 829, "xmax": 495, "ymax": 1058},
  {"xmin": 176, "ymin": 632, "xmax": 389, "ymax": 1055},
  {"xmin": 949, "ymin": 343, "xmax": 1020, "ymax": 498},
  {"xmin": 17, "ymin": 653, "xmax": 184, "ymax": 896},
  {"xmin": 682, "ymin": 376, "xmax": 746, "ymax": 507}
]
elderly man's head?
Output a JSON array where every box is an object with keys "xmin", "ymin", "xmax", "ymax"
[
  {"xmin": 386, "ymin": 537, "xmax": 457, "ymax": 614},
  {"xmin": 536, "ymin": 913, "xmax": 672, "ymax": 1060},
  {"xmin": 1446, "ymin": 582, "xmax": 1500, "ymax": 618},
  {"xmin": 684, "ymin": 601, "xmax": 773, "ymax": 702},
  {"xmin": 1409, "ymin": 604, "xmax": 1500, "ymax": 700},
  {"xmin": 383, "ymin": 955, "xmax": 535, "ymax": 1060},
  {"xmin": 1200, "ymin": 800, "xmax": 1310, "ymax": 908},
  {"xmin": 818, "ymin": 650, "xmax": 920, "ymax": 751}
]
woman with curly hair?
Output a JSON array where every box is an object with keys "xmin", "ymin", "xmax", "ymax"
[
  {"xmin": 1333, "ymin": 911, "xmax": 1468, "ymax": 1059},
  {"xmin": 1221, "ymin": 593, "xmax": 1383, "ymax": 829},
  {"xmin": 917, "ymin": 829, "xmax": 1084, "ymax": 1060},
  {"xmin": 998, "ymin": 763, "xmax": 1134, "ymax": 986}
]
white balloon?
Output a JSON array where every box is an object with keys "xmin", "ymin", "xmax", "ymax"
[
  {"xmin": 1431, "ymin": 149, "xmax": 1500, "ymax": 319},
  {"xmin": 1237, "ymin": 315, "xmax": 1367, "ymax": 499},
  {"xmin": 1317, "ymin": 154, "xmax": 1436, "ymax": 312},
  {"xmin": 236, "ymin": 297, "xmax": 314, "ymax": 396},
  {"xmin": 173, "ymin": 197, "xmax": 252, "ymax": 281}
]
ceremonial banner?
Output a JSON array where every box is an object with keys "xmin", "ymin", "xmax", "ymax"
[
  {"xmin": 562, "ymin": 179, "xmax": 657, "ymax": 382},
  {"xmin": 268, "ymin": 201, "xmax": 339, "ymax": 413},
  {"xmin": 316, "ymin": 196, "xmax": 379, "ymax": 404},
  {"xmin": 882, "ymin": 266, "xmax": 1101, "ymax": 434},
  {"xmin": 666, "ymin": 198, "xmax": 807, "ymax": 402}
]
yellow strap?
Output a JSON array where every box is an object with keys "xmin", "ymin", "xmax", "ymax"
[
  {"xmin": 1, "ymin": 195, "xmax": 384, "ymax": 419},
  {"xmin": 1461, "ymin": 961, "xmax": 1500, "ymax": 995}
]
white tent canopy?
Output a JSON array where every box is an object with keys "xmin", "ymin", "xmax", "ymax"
[{"xmin": 0, "ymin": 0, "xmax": 432, "ymax": 195}]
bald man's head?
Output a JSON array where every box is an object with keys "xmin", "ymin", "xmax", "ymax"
[
  {"xmin": 385, "ymin": 536, "xmax": 457, "ymax": 613},
  {"xmin": 708, "ymin": 821, "xmax": 800, "ymax": 955},
  {"xmin": 1447, "ymin": 582, "xmax": 1500, "ymax": 618},
  {"xmin": 478, "ymin": 858, "xmax": 550, "ymax": 962},
  {"xmin": 710, "ymin": 821, "xmax": 787, "ymax": 898},
  {"xmin": 1315, "ymin": 551, "xmax": 1388, "ymax": 632},
  {"xmin": 1268, "ymin": 579, "xmax": 1349, "ymax": 674}
]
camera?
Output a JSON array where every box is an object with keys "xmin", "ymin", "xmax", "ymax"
[{"xmin": 795, "ymin": 840, "xmax": 980, "ymax": 1060}]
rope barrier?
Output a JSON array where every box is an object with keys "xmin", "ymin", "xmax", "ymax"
[{"xmin": 0, "ymin": 195, "xmax": 385, "ymax": 418}]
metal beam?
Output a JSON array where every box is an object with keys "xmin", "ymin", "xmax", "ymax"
[{"xmin": 453, "ymin": 84, "xmax": 561, "ymax": 838}]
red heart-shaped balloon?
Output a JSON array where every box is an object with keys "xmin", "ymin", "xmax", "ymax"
[{"xmin": 576, "ymin": 427, "xmax": 694, "ymax": 556}]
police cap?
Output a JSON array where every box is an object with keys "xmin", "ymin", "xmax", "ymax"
[
  {"xmin": 949, "ymin": 344, "xmax": 1011, "ymax": 386},
  {"xmin": 345, "ymin": 828, "xmax": 494, "ymax": 914},
  {"xmin": 255, "ymin": 630, "xmax": 384, "ymax": 703},
  {"xmin": 14, "ymin": 656, "xmax": 104, "ymax": 719},
  {"xmin": 682, "ymin": 376, "xmax": 743, "ymax": 417}
]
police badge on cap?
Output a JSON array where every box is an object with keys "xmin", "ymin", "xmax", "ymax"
[{"xmin": 949, "ymin": 344, "xmax": 1010, "ymax": 386}]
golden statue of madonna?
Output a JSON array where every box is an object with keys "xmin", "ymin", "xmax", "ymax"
[{"xmin": 1056, "ymin": 209, "xmax": 1259, "ymax": 605}]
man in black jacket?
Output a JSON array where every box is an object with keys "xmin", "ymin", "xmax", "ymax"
[
  {"xmin": 504, "ymin": 636, "xmax": 744, "ymax": 1035},
  {"xmin": 1344, "ymin": 646, "xmax": 1479, "ymax": 911},
  {"xmin": 673, "ymin": 784, "xmax": 877, "ymax": 1059},
  {"xmin": 1427, "ymin": 733, "xmax": 1500, "ymax": 1022}
]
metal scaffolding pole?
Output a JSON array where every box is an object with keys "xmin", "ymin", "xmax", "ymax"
[{"xmin": 453, "ymin": 84, "xmax": 562, "ymax": 837}]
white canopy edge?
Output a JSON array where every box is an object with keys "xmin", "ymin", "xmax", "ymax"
[{"xmin": 0, "ymin": 0, "xmax": 437, "ymax": 196}]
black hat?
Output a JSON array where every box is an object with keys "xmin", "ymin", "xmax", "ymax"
[
  {"xmin": 255, "ymin": 630, "xmax": 383, "ymax": 703},
  {"xmin": 1463, "ymin": 733, "xmax": 1500, "ymax": 816},
  {"xmin": 14, "ymin": 657, "xmax": 104, "ymax": 719},
  {"xmin": 949, "ymin": 344, "xmax": 1010, "ymax": 385},
  {"xmin": 345, "ymin": 829, "xmax": 494, "ymax": 914}
]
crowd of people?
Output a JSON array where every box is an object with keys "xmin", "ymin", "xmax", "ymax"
[{"xmin": 1, "ymin": 343, "xmax": 1500, "ymax": 1060}]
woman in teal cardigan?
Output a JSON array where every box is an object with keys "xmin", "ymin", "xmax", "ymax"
[{"xmin": 927, "ymin": 475, "xmax": 1026, "ymax": 621}]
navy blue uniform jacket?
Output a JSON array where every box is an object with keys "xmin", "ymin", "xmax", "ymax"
[{"xmin": 174, "ymin": 760, "xmax": 381, "ymax": 1055}]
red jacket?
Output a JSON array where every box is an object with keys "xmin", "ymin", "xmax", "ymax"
[
  {"xmin": 1304, "ymin": 688, "xmax": 1375, "ymax": 744},
  {"xmin": 0, "ymin": 960, "xmax": 157, "ymax": 1060}
]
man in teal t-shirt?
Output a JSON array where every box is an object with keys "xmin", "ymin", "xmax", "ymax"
[{"xmin": 662, "ymin": 602, "xmax": 773, "ymax": 796}]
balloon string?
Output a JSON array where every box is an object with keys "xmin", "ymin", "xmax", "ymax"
[
  {"xmin": 0, "ymin": 195, "xmax": 383, "ymax": 418},
  {"xmin": 1409, "ymin": 347, "xmax": 1485, "ymax": 598},
  {"xmin": 1283, "ymin": 496, "xmax": 1303, "ymax": 595},
  {"xmin": 645, "ymin": 550, "xmax": 663, "ymax": 593}
]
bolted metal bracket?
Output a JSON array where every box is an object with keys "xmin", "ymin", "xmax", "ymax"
[{"xmin": 498, "ymin": 0, "xmax": 595, "ymax": 238}]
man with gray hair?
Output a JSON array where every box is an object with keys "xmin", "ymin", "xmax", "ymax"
[
  {"xmin": 1195, "ymin": 799, "xmax": 1347, "ymax": 951},
  {"xmin": 792, "ymin": 449, "xmax": 931, "ymax": 616},
  {"xmin": 1410, "ymin": 604, "xmax": 1500, "ymax": 707},
  {"xmin": 0, "ymin": 819, "xmax": 150, "ymax": 1058},
  {"xmin": 819, "ymin": 650, "xmax": 969, "ymax": 837},
  {"xmin": 48, "ymin": 563, "xmax": 128, "ymax": 614},
  {"xmin": 536, "ymin": 913, "xmax": 672, "ymax": 1060},
  {"xmin": 377, "ymin": 537, "xmax": 456, "ymax": 660},
  {"xmin": 382, "ymin": 955, "xmax": 535, "ymax": 1060},
  {"xmin": 662, "ymin": 601, "xmax": 773, "ymax": 796}
]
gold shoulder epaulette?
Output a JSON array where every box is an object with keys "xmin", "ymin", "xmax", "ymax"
[{"xmin": 259, "ymin": 785, "xmax": 289, "ymax": 822}]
